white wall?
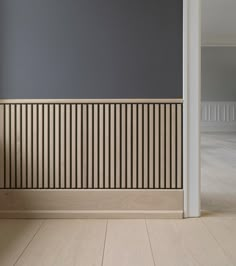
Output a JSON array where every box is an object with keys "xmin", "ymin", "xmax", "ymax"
[
  {"xmin": 202, "ymin": 47, "xmax": 236, "ymax": 101},
  {"xmin": 201, "ymin": 47, "xmax": 236, "ymax": 131}
]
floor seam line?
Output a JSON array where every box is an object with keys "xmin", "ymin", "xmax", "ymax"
[
  {"xmin": 13, "ymin": 219, "xmax": 45, "ymax": 266},
  {"xmin": 200, "ymin": 218, "xmax": 234, "ymax": 265},
  {"xmin": 101, "ymin": 219, "xmax": 108, "ymax": 266},
  {"xmin": 145, "ymin": 219, "xmax": 157, "ymax": 266}
]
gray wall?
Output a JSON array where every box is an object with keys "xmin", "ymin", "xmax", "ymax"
[
  {"xmin": 0, "ymin": 0, "xmax": 183, "ymax": 99},
  {"xmin": 202, "ymin": 47, "xmax": 236, "ymax": 101}
]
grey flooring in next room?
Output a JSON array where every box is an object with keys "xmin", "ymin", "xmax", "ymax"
[
  {"xmin": 0, "ymin": 132, "xmax": 235, "ymax": 266},
  {"xmin": 201, "ymin": 132, "xmax": 236, "ymax": 216}
]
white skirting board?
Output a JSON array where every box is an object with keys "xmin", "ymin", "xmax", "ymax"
[
  {"xmin": 201, "ymin": 102, "xmax": 236, "ymax": 132},
  {"xmin": 0, "ymin": 190, "xmax": 183, "ymax": 219}
]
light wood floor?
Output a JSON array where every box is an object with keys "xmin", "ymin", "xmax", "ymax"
[{"xmin": 0, "ymin": 132, "xmax": 236, "ymax": 266}]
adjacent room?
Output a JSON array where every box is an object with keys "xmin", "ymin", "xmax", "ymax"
[{"xmin": 201, "ymin": 0, "xmax": 236, "ymax": 216}]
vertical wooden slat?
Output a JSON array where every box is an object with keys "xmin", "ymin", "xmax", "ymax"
[
  {"xmin": 41, "ymin": 105, "xmax": 45, "ymax": 188},
  {"xmin": 43, "ymin": 104, "xmax": 49, "ymax": 188},
  {"xmin": 16, "ymin": 105, "xmax": 21, "ymax": 188},
  {"xmin": 121, "ymin": 104, "xmax": 126, "ymax": 188},
  {"xmin": 110, "ymin": 104, "xmax": 115, "ymax": 188},
  {"xmin": 149, "ymin": 104, "xmax": 154, "ymax": 189},
  {"xmin": 166, "ymin": 104, "xmax": 171, "ymax": 188},
  {"xmin": 71, "ymin": 104, "xmax": 76, "ymax": 189},
  {"xmin": 175, "ymin": 104, "xmax": 178, "ymax": 188},
  {"xmin": 108, "ymin": 104, "xmax": 111, "ymax": 189},
  {"xmin": 62, "ymin": 104, "xmax": 66, "ymax": 188},
  {"xmin": 77, "ymin": 104, "xmax": 82, "ymax": 188},
  {"xmin": 104, "ymin": 104, "xmax": 109, "ymax": 188},
  {"xmin": 88, "ymin": 104, "xmax": 93, "ymax": 188},
  {"xmin": 20, "ymin": 105, "xmax": 23, "ymax": 189},
  {"xmin": 65, "ymin": 104, "xmax": 71, "ymax": 188},
  {"xmin": 47, "ymin": 104, "xmax": 50, "ymax": 188},
  {"xmin": 14, "ymin": 105, "xmax": 18, "ymax": 188},
  {"xmin": 54, "ymin": 104, "xmax": 60, "ymax": 188},
  {"xmin": 86, "ymin": 104, "xmax": 89, "ymax": 189},
  {"xmin": 115, "ymin": 104, "xmax": 120, "ymax": 189},
  {"xmin": 0, "ymin": 105, "xmax": 4, "ymax": 188},
  {"xmin": 36, "ymin": 105, "xmax": 42, "ymax": 188},
  {"xmin": 93, "ymin": 104, "xmax": 98, "ymax": 189},
  {"xmin": 154, "ymin": 104, "xmax": 160, "ymax": 188},
  {"xmin": 36, "ymin": 105, "xmax": 40, "ymax": 189},
  {"xmin": 99, "ymin": 104, "xmax": 104, "ymax": 189},
  {"xmin": 125, "ymin": 104, "xmax": 128, "ymax": 189},
  {"xmin": 48, "ymin": 105, "xmax": 54, "ymax": 188},
  {"xmin": 26, "ymin": 105, "xmax": 32, "ymax": 188},
  {"xmin": 10, "ymin": 104, "xmax": 16, "ymax": 188},
  {"xmin": 126, "ymin": 104, "xmax": 131, "ymax": 188},
  {"xmin": 42, "ymin": 104, "xmax": 48, "ymax": 188},
  {"xmin": 59, "ymin": 104, "xmax": 66, "ymax": 188},
  {"xmin": 32, "ymin": 105, "xmax": 38, "ymax": 188},
  {"xmin": 177, "ymin": 104, "xmax": 182, "ymax": 188},
  {"xmin": 143, "ymin": 104, "xmax": 148, "ymax": 189},
  {"xmin": 160, "ymin": 104, "xmax": 165, "ymax": 189},
  {"xmin": 21, "ymin": 105, "xmax": 26, "ymax": 188},
  {"xmin": 75, "ymin": 104, "xmax": 78, "ymax": 188},
  {"xmin": 132, "ymin": 104, "xmax": 137, "ymax": 189},
  {"xmin": 64, "ymin": 104, "xmax": 68, "ymax": 188},
  {"xmin": 130, "ymin": 104, "xmax": 133, "ymax": 189},
  {"xmin": 4, "ymin": 105, "xmax": 10, "ymax": 188},
  {"xmin": 52, "ymin": 104, "xmax": 55, "ymax": 187},
  {"xmin": 171, "ymin": 104, "xmax": 176, "ymax": 188},
  {"xmin": 68, "ymin": 105, "xmax": 72, "ymax": 189},
  {"xmin": 120, "ymin": 104, "xmax": 123, "ymax": 188},
  {"xmin": 91, "ymin": 104, "xmax": 95, "ymax": 189},
  {"xmin": 138, "ymin": 104, "xmax": 142, "ymax": 189},
  {"xmin": 44, "ymin": 104, "xmax": 49, "ymax": 188}
]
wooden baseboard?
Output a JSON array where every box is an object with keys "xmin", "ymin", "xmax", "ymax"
[
  {"xmin": 0, "ymin": 189, "xmax": 183, "ymax": 219},
  {"xmin": 0, "ymin": 210, "xmax": 183, "ymax": 219}
]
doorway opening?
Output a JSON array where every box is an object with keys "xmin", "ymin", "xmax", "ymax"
[{"xmin": 201, "ymin": 0, "xmax": 236, "ymax": 216}]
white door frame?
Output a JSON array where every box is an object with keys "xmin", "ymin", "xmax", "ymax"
[{"xmin": 183, "ymin": 0, "xmax": 201, "ymax": 218}]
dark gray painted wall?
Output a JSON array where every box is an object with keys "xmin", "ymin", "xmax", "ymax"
[
  {"xmin": 0, "ymin": 0, "xmax": 183, "ymax": 99},
  {"xmin": 202, "ymin": 47, "xmax": 236, "ymax": 101}
]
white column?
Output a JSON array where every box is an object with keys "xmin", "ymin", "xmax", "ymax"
[{"xmin": 183, "ymin": 0, "xmax": 201, "ymax": 217}]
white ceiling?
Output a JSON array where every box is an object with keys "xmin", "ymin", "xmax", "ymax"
[{"xmin": 202, "ymin": 0, "xmax": 236, "ymax": 46}]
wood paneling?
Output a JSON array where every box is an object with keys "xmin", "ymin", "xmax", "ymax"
[
  {"xmin": 201, "ymin": 101, "xmax": 236, "ymax": 131},
  {"xmin": 0, "ymin": 100, "xmax": 183, "ymax": 189}
]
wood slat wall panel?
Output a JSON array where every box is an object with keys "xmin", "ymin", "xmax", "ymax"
[{"xmin": 0, "ymin": 101, "xmax": 183, "ymax": 189}]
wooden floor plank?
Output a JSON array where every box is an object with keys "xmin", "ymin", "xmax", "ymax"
[
  {"xmin": 15, "ymin": 219, "xmax": 107, "ymax": 266},
  {"xmin": 103, "ymin": 220, "xmax": 154, "ymax": 266},
  {"xmin": 0, "ymin": 219, "xmax": 42, "ymax": 266},
  {"xmin": 147, "ymin": 219, "xmax": 233, "ymax": 266}
]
